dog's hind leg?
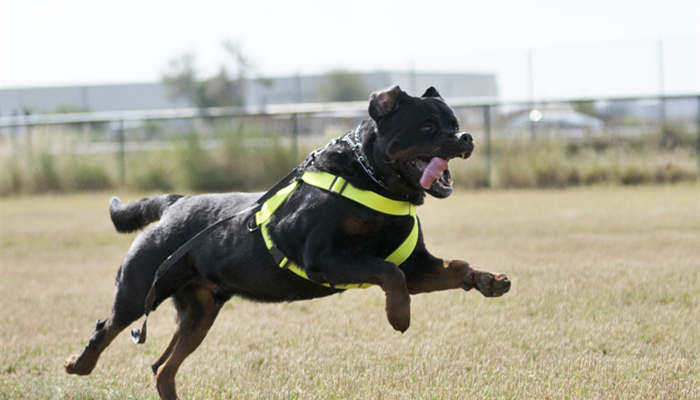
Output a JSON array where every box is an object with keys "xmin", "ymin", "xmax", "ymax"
[
  {"xmin": 64, "ymin": 276, "xmax": 143, "ymax": 375},
  {"xmin": 64, "ymin": 256, "xmax": 155, "ymax": 375},
  {"xmin": 66, "ymin": 239, "xmax": 194, "ymax": 376},
  {"xmin": 64, "ymin": 318, "xmax": 125, "ymax": 375},
  {"xmin": 151, "ymin": 330, "xmax": 179, "ymax": 376},
  {"xmin": 155, "ymin": 282, "xmax": 221, "ymax": 400}
]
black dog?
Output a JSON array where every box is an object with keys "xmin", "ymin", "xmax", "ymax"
[{"xmin": 65, "ymin": 86, "xmax": 510, "ymax": 400}]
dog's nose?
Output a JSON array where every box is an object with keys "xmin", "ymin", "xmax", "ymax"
[{"xmin": 458, "ymin": 132, "xmax": 473, "ymax": 143}]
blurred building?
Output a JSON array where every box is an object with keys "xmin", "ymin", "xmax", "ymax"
[{"xmin": 0, "ymin": 71, "xmax": 497, "ymax": 116}]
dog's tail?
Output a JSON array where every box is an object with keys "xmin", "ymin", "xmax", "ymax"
[{"xmin": 109, "ymin": 194, "xmax": 183, "ymax": 233}]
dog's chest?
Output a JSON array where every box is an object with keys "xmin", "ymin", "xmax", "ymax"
[{"xmin": 268, "ymin": 189, "xmax": 414, "ymax": 263}]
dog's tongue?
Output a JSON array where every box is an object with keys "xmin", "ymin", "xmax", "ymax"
[{"xmin": 419, "ymin": 157, "xmax": 448, "ymax": 189}]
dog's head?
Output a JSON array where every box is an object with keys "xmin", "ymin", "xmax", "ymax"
[{"xmin": 366, "ymin": 85, "xmax": 473, "ymax": 202}]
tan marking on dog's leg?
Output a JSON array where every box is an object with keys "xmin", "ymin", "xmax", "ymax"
[
  {"xmin": 407, "ymin": 260, "xmax": 510, "ymax": 296},
  {"xmin": 406, "ymin": 260, "xmax": 472, "ymax": 294},
  {"xmin": 152, "ymin": 330, "xmax": 179, "ymax": 375},
  {"xmin": 155, "ymin": 285, "xmax": 220, "ymax": 400}
]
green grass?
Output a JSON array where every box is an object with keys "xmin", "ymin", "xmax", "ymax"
[{"xmin": 0, "ymin": 184, "xmax": 698, "ymax": 399}]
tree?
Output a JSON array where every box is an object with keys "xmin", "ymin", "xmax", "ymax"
[
  {"xmin": 161, "ymin": 41, "xmax": 251, "ymax": 108},
  {"xmin": 162, "ymin": 53, "xmax": 198, "ymax": 105},
  {"xmin": 570, "ymin": 100, "xmax": 600, "ymax": 118},
  {"xmin": 317, "ymin": 69, "xmax": 368, "ymax": 102}
]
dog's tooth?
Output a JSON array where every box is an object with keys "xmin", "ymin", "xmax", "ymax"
[{"xmin": 461, "ymin": 152, "xmax": 467, "ymax": 159}]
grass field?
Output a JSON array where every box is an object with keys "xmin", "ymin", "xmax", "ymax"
[{"xmin": 1, "ymin": 184, "xmax": 698, "ymax": 399}]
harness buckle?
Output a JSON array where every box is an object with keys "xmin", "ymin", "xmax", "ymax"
[{"xmin": 246, "ymin": 215, "xmax": 259, "ymax": 232}]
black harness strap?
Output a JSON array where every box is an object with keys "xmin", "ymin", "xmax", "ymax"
[{"xmin": 131, "ymin": 168, "xmax": 301, "ymax": 344}]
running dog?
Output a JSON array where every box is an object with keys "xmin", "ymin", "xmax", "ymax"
[{"xmin": 65, "ymin": 86, "xmax": 510, "ymax": 400}]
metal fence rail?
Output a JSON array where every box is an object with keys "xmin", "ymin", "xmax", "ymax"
[
  {"xmin": 2, "ymin": 94, "xmax": 699, "ymax": 186},
  {"xmin": 1, "ymin": 94, "xmax": 698, "ymax": 128}
]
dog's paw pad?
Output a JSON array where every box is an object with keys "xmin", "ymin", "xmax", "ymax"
[{"xmin": 475, "ymin": 273, "xmax": 511, "ymax": 297}]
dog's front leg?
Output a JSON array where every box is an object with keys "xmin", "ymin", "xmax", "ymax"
[
  {"xmin": 405, "ymin": 256, "xmax": 510, "ymax": 297},
  {"xmin": 305, "ymin": 254, "xmax": 411, "ymax": 332}
]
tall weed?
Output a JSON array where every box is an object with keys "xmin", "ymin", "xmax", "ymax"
[
  {"xmin": 0, "ymin": 130, "xmax": 697, "ymax": 196},
  {"xmin": 31, "ymin": 152, "xmax": 62, "ymax": 192}
]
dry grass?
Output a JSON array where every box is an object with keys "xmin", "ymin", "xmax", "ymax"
[{"xmin": 1, "ymin": 184, "xmax": 698, "ymax": 399}]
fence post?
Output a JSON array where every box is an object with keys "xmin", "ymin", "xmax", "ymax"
[
  {"xmin": 117, "ymin": 119, "xmax": 126, "ymax": 186},
  {"xmin": 25, "ymin": 125, "xmax": 33, "ymax": 159},
  {"xmin": 697, "ymin": 96, "xmax": 700, "ymax": 174},
  {"xmin": 292, "ymin": 72, "xmax": 302, "ymax": 162},
  {"xmin": 658, "ymin": 40, "xmax": 666, "ymax": 131},
  {"xmin": 24, "ymin": 113, "xmax": 33, "ymax": 158},
  {"xmin": 483, "ymin": 104, "xmax": 492, "ymax": 187},
  {"xmin": 291, "ymin": 113, "xmax": 299, "ymax": 162}
]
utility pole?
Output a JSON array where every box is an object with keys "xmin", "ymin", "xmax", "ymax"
[
  {"xmin": 658, "ymin": 39, "xmax": 666, "ymax": 129},
  {"xmin": 409, "ymin": 62, "xmax": 417, "ymax": 94},
  {"xmin": 527, "ymin": 48, "xmax": 537, "ymax": 141},
  {"xmin": 483, "ymin": 104, "xmax": 492, "ymax": 187},
  {"xmin": 291, "ymin": 72, "xmax": 301, "ymax": 161}
]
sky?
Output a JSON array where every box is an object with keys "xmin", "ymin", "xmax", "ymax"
[{"xmin": 1, "ymin": 0, "xmax": 698, "ymax": 99}]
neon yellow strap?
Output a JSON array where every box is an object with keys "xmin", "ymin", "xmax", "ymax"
[
  {"xmin": 301, "ymin": 171, "xmax": 415, "ymax": 216},
  {"xmin": 255, "ymin": 181, "xmax": 300, "ymax": 226},
  {"xmin": 385, "ymin": 215, "xmax": 419, "ymax": 266},
  {"xmin": 256, "ymin": 171, "xmax": 417, "ymax": 289}
]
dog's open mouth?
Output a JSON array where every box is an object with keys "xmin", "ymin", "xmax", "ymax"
[{"xmin": 410, "ymin": 157, "xmax": 454, "ymax": 198}]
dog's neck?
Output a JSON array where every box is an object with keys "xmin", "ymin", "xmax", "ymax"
[{"xmin": 308, "ymin": 120, "xmax": 426, "ymax": 205}]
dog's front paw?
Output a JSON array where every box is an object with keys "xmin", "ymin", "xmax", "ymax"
[
  {"xmin": 385, "ymin": 291, "xmax": 411, "ymax": 333},
  {"xmin": 472, "ymin": 272, "xmax": 510, "ymax": 297}
]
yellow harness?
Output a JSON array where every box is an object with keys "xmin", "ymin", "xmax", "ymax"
[{"xmin": 254, "ymin": 171, "xmax": 418, "ymax": 289}]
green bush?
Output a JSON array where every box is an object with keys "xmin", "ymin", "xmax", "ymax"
[
  {"xmin": 0, "ymin": 157, "xmax": 24, "ymax": 195},
  {"xmin": 620, "ymin": 164, "xmax": 653, "ymax": 185},
  {"xmin": 654, "ymin": 162, "xmax": 697, "ymax": 183},
  {"xmin": 659, "ymin": 123, "xmax": 694, "ymax": 150},
  {"xmin": 61, "ymin": 157, "xmax": 113, "ymax": 191},
  {"xmin": 133, "ymin": 166, "xmax": 174, "ymax": 192},
  {"xmin": 256, "ymin": 137, "xmax": 297, "ymax": 187},
  {"xmin": 566, "ymin": 137, "xmax": 614, "ymax": 155},
  {"xmin": 31, "ymin": 152, "xmax": 62, "ymax": 192},
  {"xmin": 527, "ymin": 142, "xmax": 574, "ymax": 188},
  {"xmin": 497, "ymin": 155, "xmax": 535, "ymax": 188},
  {"xmin": 582, "ymin": 162, "xmax": 617, "ymax": 185},
  {"xmin": 454, "ymin": 161, "xmax": 491, "ymax": 189},
  {"xmin": 0, "ymin": 130, "xmax": 697, "ymax": 197},
  {"xmin": 129, "ymin": 149, "xmax": 176, "ymax": 192},
  {"xmin": 532, "ymin": 158, "xmax": 571, "ymax": 188},
  {"xmin": 176, "ymin": 134, "xmax": 244, "ymax": 192}
]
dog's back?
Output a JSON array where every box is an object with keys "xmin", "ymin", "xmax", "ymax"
[{"xmin": 109, "ymin": 192, "xmax": 263, "ymax": 234}]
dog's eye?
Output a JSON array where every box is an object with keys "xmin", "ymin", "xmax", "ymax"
[{"xmin": 419, "ymin": 122, "xmax": 436, "ymax": 134}]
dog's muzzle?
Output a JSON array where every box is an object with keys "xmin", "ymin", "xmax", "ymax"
[{"xmin": 457, "ymin": 132, "xmax": 474, "ymax": 159}]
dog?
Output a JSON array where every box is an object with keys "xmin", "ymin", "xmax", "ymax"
[{"xmin": 65, "ymin": 86, "xmax": 510, "ymax": 400}]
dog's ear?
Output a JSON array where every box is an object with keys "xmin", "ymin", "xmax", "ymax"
[
  {"xmin": 421, "ymin": 86, "xmax": 442, "ymax": 99},
  {"xmin": 369, "ymin": 85, "xmax": 405, "ymax": 122}
]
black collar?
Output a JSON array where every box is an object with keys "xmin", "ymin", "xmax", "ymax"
[{"xmin": 341, "ymin": 128, "xmax": 389, "ymax": 190}]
